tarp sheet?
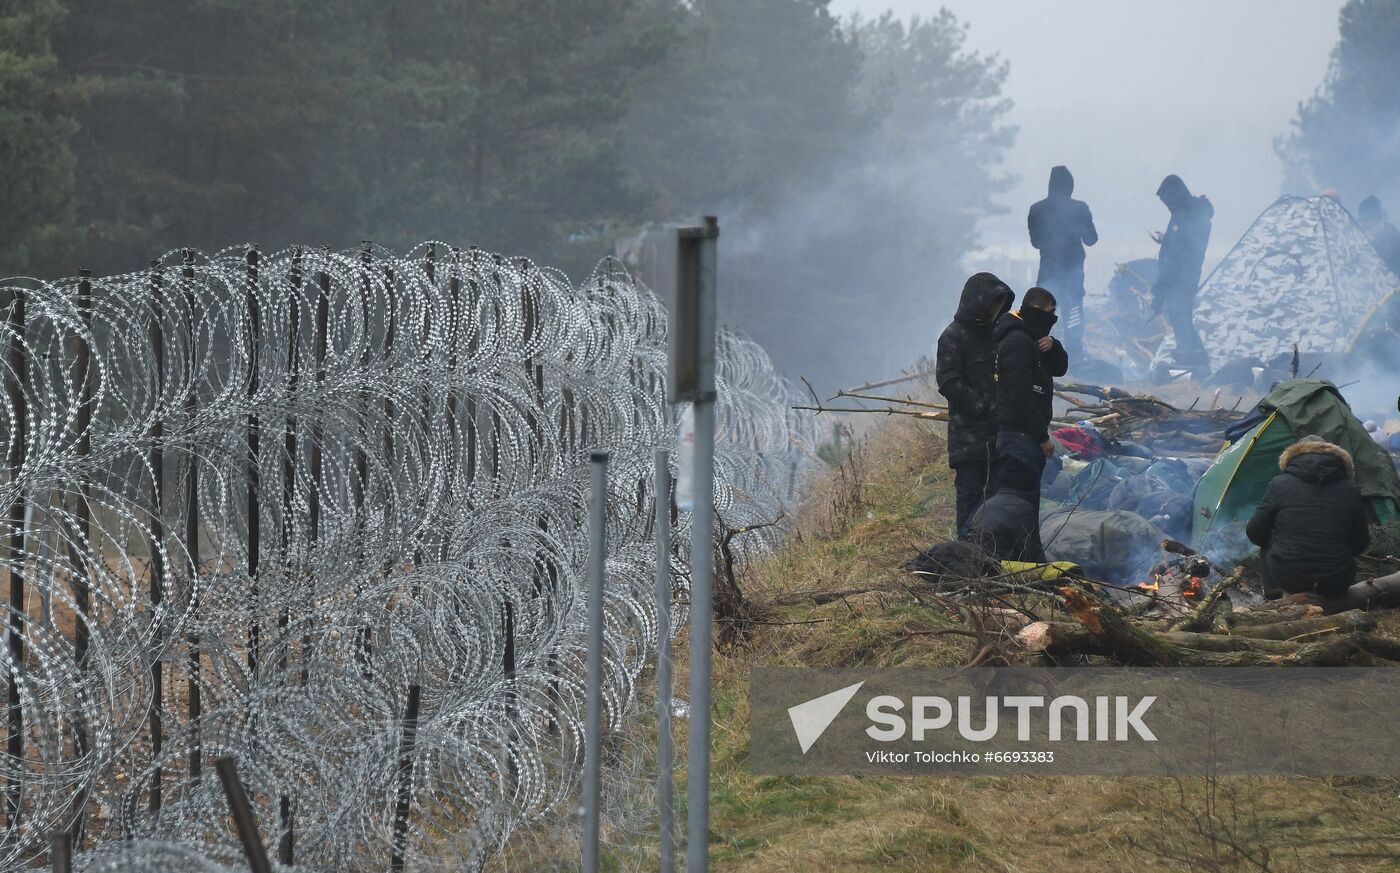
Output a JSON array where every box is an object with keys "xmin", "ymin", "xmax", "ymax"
[
  {"xmin": 1041, "ymin": 508, "xmax": 1166, "ymax": 585},
  {"xmin": 1259, "ymin": 379, "xmax": 1400, "ymax": 510}
]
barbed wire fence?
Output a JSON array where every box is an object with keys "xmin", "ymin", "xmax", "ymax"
[{"xmin": 0, "ymin": 242, "xmax": 817, "ymax": 871}]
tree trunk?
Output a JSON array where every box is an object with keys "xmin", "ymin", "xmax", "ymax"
[{"xmin": 1228, "ymin": 610, "xmax": 1375, "ymax": 641}]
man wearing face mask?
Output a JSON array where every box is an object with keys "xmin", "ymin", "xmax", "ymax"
[
  {"xmin": 993, "ymin": 286, "xmax": 1068, "ymax": 495},
  {"xmin": 937, "ymin": 272, "xmax": 1016, "ymax": 535}
]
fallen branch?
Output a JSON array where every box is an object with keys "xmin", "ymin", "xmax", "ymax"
[
  {"xmin": 766, "ymin": 586, "xmax": 878, "ymax": 607},
  {"xmin": 831, "ymin": 390, "xmax": 947, "ymax": 410}
]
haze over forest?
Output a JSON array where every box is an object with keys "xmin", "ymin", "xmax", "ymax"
[{"xmin": 2, "ymin": 0, "xmax": 1396, "ymax": 391}]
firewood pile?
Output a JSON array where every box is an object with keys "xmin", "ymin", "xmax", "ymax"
[
  {"xmin": 1021, "ymin": 563, "xmax": 1400, "ymax": 668},
  {"xmin": 909, "ymin": 538, "xmax": 1400, "ymax": 667},
  {"xmin": 1054, "ymin": 382, "xmax": 1247, "ymax": 455}
]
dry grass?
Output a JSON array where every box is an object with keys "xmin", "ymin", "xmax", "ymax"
[
  {"xmin": 491, "ymin": 408, "xmax": 1400, "ymax": 871},
  {"xmin": 688, "ymin": 413, "xmax": 1400, "ymax": 873}
]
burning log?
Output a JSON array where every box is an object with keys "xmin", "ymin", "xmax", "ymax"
[{"xmin": 1170, "ymin": 569, "xmax": 1242, "ymax": 633}]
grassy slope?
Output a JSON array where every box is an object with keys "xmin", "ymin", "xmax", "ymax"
[{"xmin": 686, "ymin": 417, "xmax": 1400, "ymax": 873}]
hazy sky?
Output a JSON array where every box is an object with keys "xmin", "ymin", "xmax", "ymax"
[{"xmin": 830, "ymin": 0, "xmax": 1346, "ymax": 288}]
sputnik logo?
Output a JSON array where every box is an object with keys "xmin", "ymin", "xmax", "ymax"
[{"xmin": 787, "ymin": 681, "xmax": 864, "ymax": 754}]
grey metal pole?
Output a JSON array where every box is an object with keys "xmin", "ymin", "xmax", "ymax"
[
  {"xmin": 49, "ymin": 831, "xmax": 72, "ymax": 873},
  {"xmin": 214, "ymin": 757, "xmax": 273, "ymax": 873},
  {"xmin": 654, "ymin": 449, "xmax": 674, "ymax": 873},
  {"xmin": 684, "ymin": 216, "xmax": 719, "ymax": 873},
  {"xmin": 583, "ymin": 451, "xmax": 608, "ymax": 873}
]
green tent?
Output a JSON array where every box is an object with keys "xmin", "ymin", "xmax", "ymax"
[{"xmin": 1192, "ymin": 380, "xmax": 1400, "ymax": 546}]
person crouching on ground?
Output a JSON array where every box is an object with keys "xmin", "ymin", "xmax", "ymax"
[
  {"xmin": 937, "ymin": 272, "xmax": 1016, "ymax": 535},
  {"xmin": 1245, "ymin": 436, "xmax": 1370, "ymax": 600},
  {"xmin": 962, "ymin": 458, "xmax": 1046, "ymax": 563},
  {"xmin": 993, "ymin": 286, "xmax": 1069, "ymax": 496}
]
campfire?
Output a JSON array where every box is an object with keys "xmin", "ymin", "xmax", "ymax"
[{"xmin": 1138, "ymin": 555, "xmax": 1212, "ymax": 599}]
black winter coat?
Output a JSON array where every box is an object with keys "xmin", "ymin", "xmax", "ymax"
[
  {"xmin": 936, "ymin": 273, "xmax": 1014, "ymax": 467},
  {"xmin": 1152, "ymin": 175, "xmax": 1214, "ymax": 303},
  {"xmin": 963, "ymin": 487, "xmax": 1045, "ymax": 563},
  {"xmin": 992, "ymin": 311, "xmax": 1068, "ymax": 444},
  {"xmin": 1245, "ymin": 441, "xmax": 1370, "ymax": 597},
  {"xmin": 1028, "ymin": 166, "xmax": 1098, "ymax": 293}
]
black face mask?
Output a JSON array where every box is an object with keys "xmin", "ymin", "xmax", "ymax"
[{"xmin": 1020, "ymin": 306, "xmax": 1058, "ymax": 338}]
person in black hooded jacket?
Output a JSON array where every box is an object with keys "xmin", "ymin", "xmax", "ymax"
[
  {"xmin": 1359, "ymin": 195, "xmax": 1400, "ymax": 280},
  {"xmin": 1028, "ymin": 166, "xmax": 1097, "ymax": 362},
  {"xmin": 962, "ymin": 458, "xmax": 1046, "ymax": 563},
  {"xmin": 993, "ymin": 286, "xmax": 1068, "ymax": 493},
  {"xmin": 1245, "ymin": 436, "xmax": 1370, "ymax": 599},
  {"xmin": 1151, "ymin": 174, "xmax": 1213, "ymax": 368},
  {"xmin": 937, "ymin": 272, "xmax": 1015, "ymax": 534}
]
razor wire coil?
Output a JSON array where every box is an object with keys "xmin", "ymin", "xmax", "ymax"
[{"xmin": 0, "ymin": 242, "xmax": 816, "ymax": 871}]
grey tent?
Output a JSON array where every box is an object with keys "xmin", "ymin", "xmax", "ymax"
[{"xmin": 1154, "ymin": 195, "xmax": 1400, "ymax": 375}]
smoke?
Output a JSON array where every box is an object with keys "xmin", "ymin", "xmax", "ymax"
[{"xmin": 702, "ymin": 12, "xmax": 1015, "ymax": 395}]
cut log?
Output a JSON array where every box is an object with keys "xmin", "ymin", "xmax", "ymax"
[
  {"xmin": 1228, "ymin": 610, "xmax": 1375, "ymax": 641},
  {"xmin": 1331, "ymin": 571, "xmax": 1400, "ymax": 612},
  {"xmin": 1057, "ymin": 586, "xmax": 1178, "ymax": 666},
  {"xmin": 1022, "ymin": 624, "xmax": 1316, "ymax": 658},
  {"xmin": 1051, "ymin": 586, "xmax": 1385, "ymax": 666},
  {"xmin": 1017, "ymin": 621, "xmax": 1103, "ymax": 656},
  {"xmin": 1350, "ymin": 632, "xmax": 1400, "ymax": 663},
  {"xmin": 1153, "ymin": 632, "xmax": 1297, "ymax": 654},
  {"xmin": 1230, "ymin": 600, "xmax": 1324, "ymax": 626}
]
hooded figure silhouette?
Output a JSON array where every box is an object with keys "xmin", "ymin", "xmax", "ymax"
[
  {"xmin": 1027, "ymin": 166, "xmax": 1097, "ymax": 363},
  {"xmin": 937, "ymin": 272, "xmax": 1016, "ymax": 534},
  {"xmin": 1359, "ymin": 195, "xmax": 1400, "ymax": 279},
  {"xmin": 1152, "ymin": 174, "xmax": 1213, "ymax": 369}
]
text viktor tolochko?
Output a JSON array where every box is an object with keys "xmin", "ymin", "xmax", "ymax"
[{"xmin": 749, "ymin": 667, "xmax": 1400, "ymax": 776}]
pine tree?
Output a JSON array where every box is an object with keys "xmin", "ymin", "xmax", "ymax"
[
  {"xmin": 0, "ymin": 0, "xmax": 83, "ymax": 277},
  {"xmin": 1278, "ymin": 0, "xmax": 1400, "ymax": 209}
]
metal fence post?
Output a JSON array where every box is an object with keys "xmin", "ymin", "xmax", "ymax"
[
  {"xmin": 277, "ymin": 246, "xmax": 303, "ymax": 866},
  {"xmin": 49, "ymin": 831, "xmax": 72, "ymax": 873},
  {"xmin": 583, "ymin": 451, "xmax": 608, "ymax": 873},
  {"xmin": 68, "ymin": 268, "xmax": 95, "ymax": 847},
  {"xmin": 5, "ymin": 284, "xmax": 27, "ymax": 828},
  {"xmin": 147, "ymin": 259, "xmax": 166, "ymax": 817},
  {"xmin": 675, "ymin": 216, "xmax": 719, "ymax": 873},
  {"xmin": 245, "ymin": 247, "xmax": 261, "ymax": 676},
  {"xmin": 389, "ymin": 683, "xmax": 422, "ymax": 873},
  {"xmin": 180, "ymin": 249, "xmax": 202, "ymax": 783},
  {"xmin": 214, "ymin": 757, "xmax": 273, "ymax": 873},
  {"xmin": 654, "ymin": 449, "xmax": 674, "ymax": 873}
]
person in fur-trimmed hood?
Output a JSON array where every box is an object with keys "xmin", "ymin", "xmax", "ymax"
[{"xmin": 1246, "ymin": 436, "xmax": 1371, "ymax": 599}]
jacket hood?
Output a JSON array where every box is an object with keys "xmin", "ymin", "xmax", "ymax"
[
  {"xmin": 1279, "ymin": 439, "xmax": 1355, "ymax": 481},
  {"xmin": 1359, "ymin": 195, "xmax": 1384, "ymax": 224},
  {"xmin": 1048, "ymin": 165, "xmax": 1073, "ymax": 197},
  {"xmin": 1157, "ymin": 174, "xmax": 1191, "ymax": 207},
  {"xmin": 954, "ymin": 272, "xmax": 1014, "ymax": 326}
]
